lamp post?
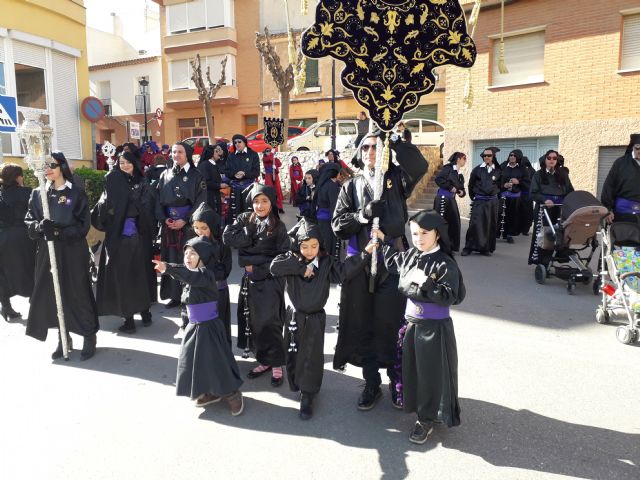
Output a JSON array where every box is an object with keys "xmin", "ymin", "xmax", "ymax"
[
  {"xmin": 331, "ymin": 59, "xmax": 336, "ymax": 150},
  {"xmin": 138, "ymin": 78, "xmax": 149, "ymax": 143},
  {"xmin": 17, "ymin": 111, "xmax": 70, "ymax": 359}
]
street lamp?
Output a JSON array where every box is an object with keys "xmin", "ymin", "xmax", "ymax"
[{"xmin": 138, "ymin": 77, "xmax": 149, "ymax": 142}]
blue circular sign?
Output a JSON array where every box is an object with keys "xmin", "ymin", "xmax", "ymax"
[{"xmin": 81, "ymin": 96, "xmax": 105, "ymax": 123}]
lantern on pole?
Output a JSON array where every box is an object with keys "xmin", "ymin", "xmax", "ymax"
[
  {"xmin": 18, "ymin": 111, "xmax": 70, "ymax": 359},
  {"xmin": 101, "ymin": 141, "xmax": 117, "ymax": 171}
]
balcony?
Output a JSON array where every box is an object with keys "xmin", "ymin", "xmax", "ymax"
[{"xmin": 163, "ymin": 28, "xmax": 238, "ymax": 56}]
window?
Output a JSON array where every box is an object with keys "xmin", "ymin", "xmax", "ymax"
[
  {"xmin": 167, "ymin": 0, "xmax": 233, "ymax": 34},
  {"xmin": 338, "ymin": 123, "xmax": 357, "ymax": 135},
  {"xmin": 204, "ymin": 55, "xmax": 234, "ymax": 86},
  {"xmin": 170, "ymin": 59, "xmax": 190, "ymax": 90},
  {"xmin": 304, "ymin": 59, "xmax": 319, "ymax": 88},
  {"xmin": 291, "ymin": 118, "xmax": 317, "ymax": 128},
  {"xmin": 621, "ymin": 14, "xmax": 640, "ymax": 71},
  {"xmin": 491, "ymin": 31, "xmax": 545, "ymax": 87},
  {"xmin": 410, "ymin": 104, "xmax": 438, "ymax": 121},
  {"xmin": 15, "ymin": 63, "xmax": 47, "ymax": 110},
  {"xmin": 472, "ymin": 137, "xmax": 559, "ymax": 168},
  {"xmin": 0, "ymin": 62, "xmax": 5, "ymax": 95},
  {"xmin": 315, "ymin": 123, "xmax": 329, "ymax": 136}
]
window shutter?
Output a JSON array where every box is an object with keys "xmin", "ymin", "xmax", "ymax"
[
  {"xmin": 621, "ymin": 14, "xmax": 640, "ymax": 70},
  {"xmin": 409, "ymin": 104, "xmax": 438, "ymax": 121},
  {"xmin": 51, "ymin": 52, "xmax": 81, "ymax": 158},
  {"xmin": 170, "ymin": 60, "xmax": 190, "ymax": 90},
  {"xmin": 304, "ymin": 59, "xmax": 319, "ymax": 88},
  {"xmin": 207, "ymin": 0, "xmax": 225, "ymax": 28},
  {"xmin": 167, "ymin": 2, "xmax": 188, "ymax": 34},
  {"xmin": 188, "ymin": 0, "xmax": 206, "ymax": 31},
  {"xmin": 13, "ymin": 40, "xmax": 46, "ymax": 69},
  {"xmin": 492, "ymin": 31, "xmax": 545, "ymax": 87},
  {"xmin": 597, "ymin": 147, "xmax": 626, "ymax": 197}
]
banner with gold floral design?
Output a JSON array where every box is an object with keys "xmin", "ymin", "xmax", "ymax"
[{"xmin": 302, "ymin": 0, "xmax": 477, "ymax": 130}]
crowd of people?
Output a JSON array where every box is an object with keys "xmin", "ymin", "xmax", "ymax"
[{"xmin": 0, "ymin": 129, "xmax": 638, "ymax": 445}]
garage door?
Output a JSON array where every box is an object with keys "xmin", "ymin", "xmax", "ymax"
[
  {"xmin": 472, "ymin": 137, "xmax": 559, "ymax": 168},
  {"xmin": 597, "ymin": 146, "xmax": 626, "ymax": 197}
]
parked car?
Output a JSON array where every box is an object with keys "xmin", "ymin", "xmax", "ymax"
[
  {"xmin": 400, "ymin": 118, "xmax": 445, "ymax": 147},
  {"xmin": 241, "ymin": 126, "xmax": 306, "ymax": 153},
  {"xmin": 181, "ymin": 136, "xmax": 230, "ymax": 157},
  {"xmin": 287, "ymin": 120, "xmax": 358, "ymax": 152}
]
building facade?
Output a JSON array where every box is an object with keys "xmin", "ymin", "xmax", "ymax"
[
  {"xmin": 445, "ymin": 0, "xmax": 640, "ymax": 212},
  {"xmin": 0, "ymin": 0, "xmax": 92, "ymax": 167}
]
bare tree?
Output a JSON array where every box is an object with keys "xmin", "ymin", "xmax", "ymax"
[
  {"xmin": 255, "ymin": 27, "xmax": 303, "ymax": 151},
  {"xmin": 190, "ymin": 54, "xmax": 227, "ymax": 141}
]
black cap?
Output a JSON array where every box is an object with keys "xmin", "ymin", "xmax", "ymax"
[
  {"xmin": 289, "ymin": 217, "xmax": 323, "ymax": 248},
  {"xmin": 184, "ymin": 236, "xmax": 215, "ymax": 268},
  {"xmin": 408, "ymin": 209, "xmax": 452, "ymax": 255}
]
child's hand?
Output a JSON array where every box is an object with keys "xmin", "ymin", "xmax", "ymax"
[
  {"xmin": 152, "ymin": 259, "xmax": 167, "ymax": 273},
  {"xmin": 371, "ymin": 229, "xmax": 385, "ymax": 241},
  {"xmin": 245, "ymin": 265, "xmax": 253, "ymax": 273},
  {"xmin": 303, "ymin": 266, "xmax": 315, "ymax": 278},
  {"xmin": 365, "ymin": 239, "xmax": 378, "ymax": 254}
]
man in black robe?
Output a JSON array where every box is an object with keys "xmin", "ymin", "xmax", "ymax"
[
  {"xmin": 332, "ymin": 131, "xmax": 428, "ymax": 410},
  {"xmin": 498, "ymin": 149, "xmax": 530, "ymax": 243},
  {"xmin": 461, "ymin": 148, "xmax": 501, "ymax": 256},
  {"xmin": 601, "ymin": 133, "xmax": 640, "ymax": 224},
  {"xmin": 197, "ymin": 144, "xmax": 223, "ymax": 214},
  {"xmin": 225, "ymin": 134, "xmax": 260, "ymax": 221}
]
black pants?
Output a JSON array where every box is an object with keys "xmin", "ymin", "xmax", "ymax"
[{"xmin": 362, "ymin": 356, "xmax": 399, "ymax": 388}]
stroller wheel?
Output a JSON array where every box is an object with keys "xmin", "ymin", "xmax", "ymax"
[
  {"xmin": 616, "ymin": 326, "xmax": 638, "ymax": 345},
  {"xmin": 535, "ymin": 265, "xmax": 546, "ymax": 285},
  {"xmin": 595, "ymin": 307, "xmax": 610, "ymax": 324}
]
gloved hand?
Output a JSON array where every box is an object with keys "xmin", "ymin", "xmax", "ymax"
[
  {"xmin": 39, "ymin": 219, "xmax": 61, "ymax": 241},
  {"xmin": 363, "ymin": 199, "xmax": 386, "ymax": 220}
]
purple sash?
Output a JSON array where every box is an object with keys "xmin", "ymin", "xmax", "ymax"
[
  {"xmin": 543, "ymin": 194, "xmax": 563, "ymax": 204},
  {"xmin": 317, "ymin": 208, "xmax": 332, "ymax": 221},
  {"xmin": 264, "ymin": 166, "xmax": 274, "ymax": 174},
  {"xmin": 501, "ymin": 191, "xmax": 521, "ymax": 199},
  {"xmin": 121, "ymin": 217, "xmax": 138, "ymax": 237},
  {"xmin": 405, "ymin": 299, "xmax": 450, "ymax": 320},
  {"xmin": 166, "ymin": 206, "xmax": 190, "ymax": 220},
  {"xmin": 474, "ymin": 195, "xmax": 497, "ymax": 202},
  {"xmin": 615, "ymin": 197, "xmax": 640, "ymax": 215},
  {"xmin": 186, "ymin": 301, "xmax": 219, "ymax": 324},
  {"xmin": 346, "ymin": 235, "xmax": 360, "ymax": 257},
  {"xmin": 231, "ymin": 178, "xmax": 254, "ymax": 189},
  {"xmin": 217, "ymin": 279, "xmax": 228, "ymax": 290},
  {"xmin": 437, "ymin": 188, "xmax": 455, "ymax": 199}
]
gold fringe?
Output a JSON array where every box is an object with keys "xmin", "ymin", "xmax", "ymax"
[
  {"xmin": 463, "ymin": 0, "xmax": 482, "ymax": 109},
  {"xmin": 301, "ymin": 0, "xmax": 308, "ymax": 16},
  {"xmin": 498, "ymin": 0, "xmax": 508, "ymax": 74}
]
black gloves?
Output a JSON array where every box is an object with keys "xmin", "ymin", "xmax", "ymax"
[
  {"xmin": 363, "ymin": 199, "xmax": 386, "ymax": 220},
  {"xmin": 39, "ymin": 219, "xmax": 62, "ymax": 241}
]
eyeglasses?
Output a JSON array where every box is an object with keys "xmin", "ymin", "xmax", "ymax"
[
  {"xmin": 45, "ymin": 162, "xmax": 60, "ymax": 169},
  {"xmin": 361, "ymin": 144, "xmax": 377, "ymax": 152},
  {"xmin": 546, "ymin": 156, "xmax": 558, "ymax": 160},
  {"xmin": 481, "ymin": 154, "xmax": 493, "ymax": 158}
]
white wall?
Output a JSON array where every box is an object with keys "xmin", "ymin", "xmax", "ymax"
[{"xmin": 260, "ymin": 0, "xmax": 314, "ymax": 33}]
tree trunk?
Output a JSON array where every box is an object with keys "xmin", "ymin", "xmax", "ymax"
[
  {"xmin": 203, "ymin": 101, "xmax": 214, "ymax": 142},
  {"xmin": 279, "ymin": 89, "xmax": 290, "ymax": 152}
]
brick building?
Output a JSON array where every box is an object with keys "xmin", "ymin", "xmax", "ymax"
[{"xmin": 445, "ymin": 0, "xmax": 640, "ymax": 212}]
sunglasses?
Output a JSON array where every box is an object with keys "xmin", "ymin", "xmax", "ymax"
[
  {"xmin": 481, "ymin": 154, "xmax": 493, "ymax": 158},
  {"xmin": 45, "ymin": 162, "xmax": 60, "ymax": 169},
  {"xmin": 546, "ymin": 156, "xmax": 558, "ymax": 160},
  {"xmin": 361, "ymin": 144, "xmax": 377, "ymax": 152},
  {"xmin": 509, "ymin": 153, "xmax": 516, "ymax": 157}
]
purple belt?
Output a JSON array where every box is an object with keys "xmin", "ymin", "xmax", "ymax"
[
  {"xmin": 474, "ymin": 195, "xmax": 497, "ymax": 202},
  {"xmin": 121, "ymin": 217, "xmax": 138, "ymax": 237},
  {"xmin": 317, "ymin": 207, "xmax": 332, "ymax": 220},
  {"xmin": 405, "ymin": 299, "xmax": 450, "ymax": 320},
  {"xmin": 231, "ymin": 178, "xmax": 254, "ymax": 189},
  {"xmin": 264, "ymin": 166, "xmax": 274, "ymax": 174},
  {"xmin": 217, "ymin": 279, "xmax": 228, "ymax": 290},
  {"xmin": 437, "ymin": 188, "xmax": 455, "ymax": 199},
  {"xmin": 501, "ymin": 191, "xmax": 521, "ymax": 199},
  {"xmin": 615, "ymin": 197, "xmax": 640, "ymax": 215},
  {"xmin": 521, "ymin": 190, "xmax": 529, "ymax": 195},
  {"xmin": 346, "ymin": 235, "xmax": 360, "ymax": 257},
  {"xmin": 165, "ymin": 206, "xmax": 190, "ymax": 220},
  {"xmin": 186, "ymin": 301, "xmax": 219, "ymax": 324},
  {"xmin": 543, "ymin": 194, "xmax": 563, "ymax": 204}
]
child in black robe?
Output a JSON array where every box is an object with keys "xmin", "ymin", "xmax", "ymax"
[
  {"xmin": 270, "ymin": 219, "xmax": 373, "ymax": 419},
  {"xmin": 153, "ymin": 237, "xmax": 244, "ymax": 415},
  {"xmin": 380, "ymin": 210, "xmax": 466, "ymax": 445}
]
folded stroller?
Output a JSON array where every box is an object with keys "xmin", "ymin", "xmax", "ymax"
[
  {"xmin": 534, "ymin": 191, "xmax": 609, "ymax": 294},
  {"xmin": 595, "ymin": 221, "xmax": 640, "ymax": 345}
]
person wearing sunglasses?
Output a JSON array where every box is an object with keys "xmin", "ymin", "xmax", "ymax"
[
  {"xmin": 601, "ymin": 133, "xmax": 640, "ymax": 225},
  {"xmin": 498, "ymin": 149, "xmax": 530, "ymax": 244},
  {"xmin": 24, "ymin": 152, "xmax": 99, "ymax": 361},
  {"xmin": 527, "ymin": 150, "xmax": 574, "ymax": 265},
  {"xmin": 224, "ymin": 134, "xmax": 260, "ymax": 222},
  {"xmin": 461, "ymin": 147, "xmax": 502, "ymax": 257},
  {"xmin": 332, "ymin": 131, "xmax": 429, "ymax": 411}
]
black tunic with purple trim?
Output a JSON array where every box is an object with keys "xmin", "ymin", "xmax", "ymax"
[
  {"xmin": 384, "ymin": 246, "xmax": 465, "ymax": 427},
  {"xmin": 434, "ymin": 164, "xmax": 465, "ymax": 252},
  {"xmin": 464, "ymin": 165, "xmax": 500, "ymax": 254}
]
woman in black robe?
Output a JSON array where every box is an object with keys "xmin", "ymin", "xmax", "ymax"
[
  {"xmin": 155, "ymin": 142, "xmax": 206, "ymax": 308},
  {"xmin": 223, "ymin": 184, "xmax": 290, "ymax": 386},
  {"xmin": 316, "ymin": 163, "xmax": 342, "ymax": 258},
  {"xmin": 519, "ymin": 156, "xmax": 535, "ymax": 235},
  {"xmin": 498, "ymin": 149, "xmax": 530, "ymax": 243},
  {"xmin": 528, "ymin": 150, "xmax": 574, "ymax": 265},
  {"xmin": 461, "ymin": 148, "xmax": 501, "ymax": 256},
  {"xmin": 225, "ymin": 134, "xmax": 260, "ymax": 222},
  {"xmin": 271, "ymin": 219, "xmax": 371, "ymax": 419},
  {"xmin": 197, "ymin": 144, "xmax": 223, "ymax": 214},
  {"xmin": 92, "ymin": 151, "xmax": 157, "ymax": 333},
  {"xmin": 434, "ymin": 152, "xmax": 467, "ymax": 252},
  {"xmin": 0, "ymin": 164, "xmax": 35, "ymax": 321},
  {"xmin": 601, "ymin": 133, "xmax": 640, "ymax": 224},
  {"xmin": 25, "ymin": 152, "xmax": 99, "ymax": 360},
  {"xmin": 381, "ymin": 210, "xmax": 465, "ymax": 444}
]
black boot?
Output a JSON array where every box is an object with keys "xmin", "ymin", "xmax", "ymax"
[
  {"xmin": 141, "ymin": 310, "xmax": 152, "ymax": 327},
  {"xmin": 51, "ymin": 332, "xmax": 72, "ymax": 360},
  {"xmin": 299, "ymin": 393, "xmax": 314, "ymax": 420},
  {"xmin": 118, "ymin": 317, "xmax": 136, "ymax": 333},
  {"xmin": 80, "ymin": 334, "xmax": 97, "ymax": 361},
  {"xmin": 0, "ymin": 299, "xmax": 20, "ymax": 322}
]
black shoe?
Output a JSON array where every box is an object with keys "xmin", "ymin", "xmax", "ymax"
[
  {"xmin": 1, "ymin": 304, "xmax": 20, "ymax": 321},
  {"xmin": 165, "ymin": 299, "xmax": 181, "ymax": 309},
  {"xmin": 409, "ymin": 421, "xmax": 434, "ymax": 444},
  {"xmin": 80, "ymin": 334, "xmax": 97, "ymax": 361},
  {"xmin": 51, "ymin": 333, "xmax": 72, "ymax": 360},
  {"xmin": 357, "ymin": 384, "xmax": 382, "ymax": 411},
  {"xmin": 460, "ymin": 249, "xmax": 471, "ymax": 257},
  {"xmin": 118, "ymin": 317, "xmax": 136, "ymax": 334},
  {"xmin": 141, "ymin": 311, "xmax": 152, "ymax": 327},
  {"xmin": 278, "ymin": 208, "xmax": 285, "ymax": 214},
  {"xmin": 271, "ymin": 375, "xmax": 284, "ymax": 387},
  {"xmin": 389, "ymin": 382, "xmax": 403, "ymax": 410},
  {"xmin": 299, "ymin": 393, "xmax": 314, "ymax": 420},
  {"xmin": 506, "ymin": 236, "xmax": 515, "ymax": 244},
  {"xmin": 247, "ymin": 365, "xmax": 272, "ymax": 379},
  {"xmin": 480, "ymin": 251, "xmax": 492, "ymax": 256}
]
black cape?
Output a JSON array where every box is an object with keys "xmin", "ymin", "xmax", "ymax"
[
  {"xmin": 498, "ymin": 163, "xmax": 531, "ymax": 239},
  {"xmin": 197, "ymin": 159, "xmax": 223, "ymax": 214},
  {"xmin": 434, "ymin": 164, "xmax": 465, "ymax": 252},
  {"xmin": 464, "ymin": 165, "xmax": 501, "ymax": 253},
  {"xmin": 601, "ymin": 154, "xmax": 640, "ymax": 224},
  {"xmin": 25, "ymin": 184, "xmax": 99, "ymax": 341}
]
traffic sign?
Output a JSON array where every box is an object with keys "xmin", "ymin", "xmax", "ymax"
[
  {"xmin": 129, "ymin": 121, "xmax": 141, "ymax": 139},
  {"xmin": 0, "ymin": 95, "xmax": 18, "ymax": 133},
  {"xmin": 81, "ymin": 96, "xmax": 105, "ymax": 123}
]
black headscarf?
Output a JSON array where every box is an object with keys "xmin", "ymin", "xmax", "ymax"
[
  {"xmin": 288, "ymin": 217, "xmax": 323, "ymax": 249},
  {"xmin": 122, "ymin": 142, "xmax": 141, "ymax": 160},
  {"xmin": 447, "ymin": 152, "xmax": 466, "ymax": 165},
  {"xmin": 625, "ymin": 133, "xmax": 640, "ymax": 156},
  {"xmin": 232, "ymin": 134, "xmax": 249, "ymax": 152},
  {"xmin": 305, "ymin": 168, "xmax": 320, "ymax": 186},
  {"xmin": 200, "ymin": 144, "xmax": 215, "ymax": 164},
  {"xmin": 215, "ymin": 141, "xmax": 229, "ymax": 162},
  {"xmin": 51, "ymin": 151, "xmax": 75, "ymax": 183},
  {"xmin": 481, "ymin": 146, "xmax": 501, "ymax": 169},
  {"xmin": 173, "ymin": 141, "xmax": 195, "ymax": 167},
  {"xmin": 408, "ymin": 209, "xmax": 452, "ymax": 256},
  {"xmin": 538, "ymin": 150, "xmax": 570, "ymax": 186},
  {"xmin": 191, "ymin": 203, "xmax": 222, "ymax": 240},
  {"xmin": 248, "ymin": 183, "xmax": 279, "ymax": 218},
  {"xmin": 508, "ymin": 149, "xmax": 523, "ymax": 164},
  {"xmin": 184, "ymin": 236, "xmax": 216, "ymax": 269},
  {"xmin": 317, "ymin": 162, "xmax": 341, "ymax": 189}
]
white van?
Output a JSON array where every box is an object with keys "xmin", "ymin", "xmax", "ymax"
[
  {"xmin": 287, "ymin": 119, "xmax": 358, "ymax": 152},
  {"xmin": 401, "ymin": 118, "xmax": 445, "ymax": 147}
]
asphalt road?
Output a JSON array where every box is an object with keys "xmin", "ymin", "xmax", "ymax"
[{"xmin": 1, "ymin": 213, "xmax": 638, "ymax": 480}]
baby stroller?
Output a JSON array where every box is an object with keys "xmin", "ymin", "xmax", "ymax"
[
  {"xmin": 595, "ymin": 221, "xmax": 640, "ymax": 345},
  {"xmin": 534, "ymin": 191, "xmax": 609, "ymax": 294}
]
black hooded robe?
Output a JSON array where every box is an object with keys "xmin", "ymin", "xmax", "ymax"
[
  {"xmin": 92, "ymin": 169, "xmax": 157, "ymax": 318},
  {"xmin": 498, "ymin": 163, "xmax": 531, "ymax": 239},
  {"xmin": 601, "ymin": 153, "xmax": 640, "ymax": 224},
  {"xmin": 271, "ymin": 250, "xmax": 369, "ymax": 394},
  {"xmin": 197, "ymin": 159, "xmax": 223, "ymax": 214},
  {"xmin": 25, "ymin": 184, "xmax": 99, "ymax": 341},
  {"xmin": 464, "ymin": 165, "xmax": 501, "ymax": 254},
  {"xmin": 155, "ymin": 165, "xmax": 206, "ymax": 301},
  {"xmin": 224, "ymin": 142, "xmax": 260, "ymax": 222},
  {"xmin": 331, "ymin": 141, "xmax": 428, "ymax": 378},
  {"xmin": 316, "ymin": 165, "xmax": 342, "ymax": 258},
  {"xmin": 434, "ymin": 164, "xmax": 465, "ymax": 252},
  {"xmin": 0, "ymin": 184, "xmax": 35, "ymax": 303},
  {"xmin": 519, "ymin": 160, "xmax": 535, "ymax": 234}
]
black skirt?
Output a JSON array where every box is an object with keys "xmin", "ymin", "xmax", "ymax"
[
  {"xmin": 434, "ymin": 193, "xmax": 461, "ymax": 252},
  {"xmin": 285, "ymin": 309, "xmax": 326, "ymax": 394},
  {"xmin": 176, "ymin": 318, "xmax": 243, "ymax": 399},
  {"xmin": 401, "ymin": 316, "xmax": 460, "ymax": 427},
  {"xmin": 464, "ymin": 198, "xmax": 498, "ymax": 253},
  {"xmin": 0, "ymin": 225, "xmax": 35, "ymax": 299}
]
